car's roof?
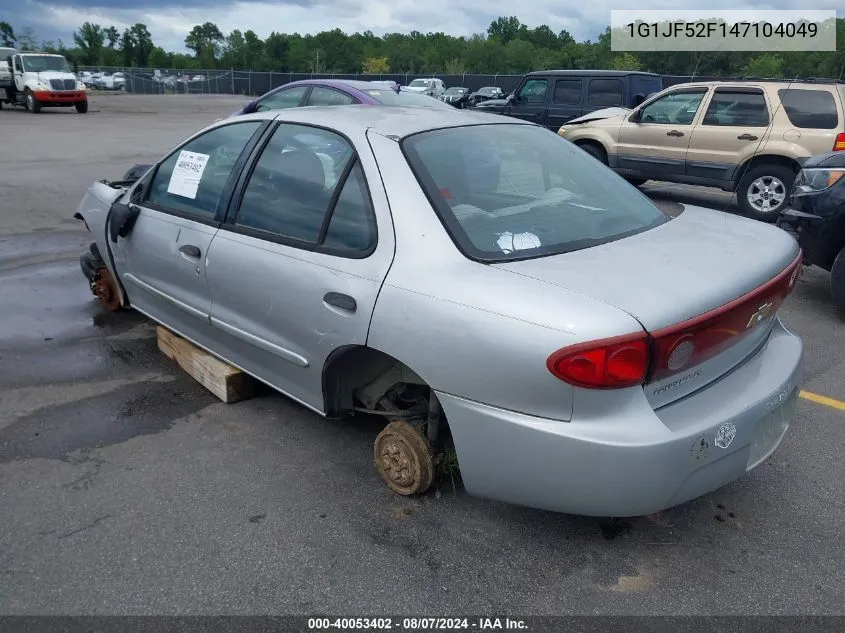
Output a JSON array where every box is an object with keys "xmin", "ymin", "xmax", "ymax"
[
  {"xmin": 228, "ymin": 105, "xmax": 533, "ymax": 139},
  {"xmin": 665, "ymin": 80, "xmax": 844, "ymax": 91},
  {"xmin": 284, "ymin": 78, "xmax": 392, "ymax": 90},
  {"xmin": 526, "ymin": 69, "xmax": 661, "ymax": 77}
]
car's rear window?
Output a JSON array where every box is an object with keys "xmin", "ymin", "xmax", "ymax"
[
  {"xmin": 362, "ymin": 88, "xmax": 452, "ymax": 108},
  {"xmin": 777, "ymin": 88, "xmax": 839, "ymax": 129},
  {"xmin": 402, "ymin": 124, "xmax": 668, "ymax": 262}
]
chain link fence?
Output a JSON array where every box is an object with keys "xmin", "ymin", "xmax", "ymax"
[{"xmin": 76, "ymin": 66, "xmax": 738, "ymax": 97}]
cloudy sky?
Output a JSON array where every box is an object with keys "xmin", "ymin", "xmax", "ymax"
[{"xmin": 4, "ymin": 0, "xmax": 841, "ymax": 53}]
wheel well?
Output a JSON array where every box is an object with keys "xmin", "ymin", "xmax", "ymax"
[
  {"xmin": 732, "ymin": 154, "xmax": 801, "ymax": 189},
  {"xmin": 573, "ymin": 139, "xmax": 607, "ymax": 159},
  {"xmin": 321, "ymin": 345, "xmax": 429, "ymax": 418}
]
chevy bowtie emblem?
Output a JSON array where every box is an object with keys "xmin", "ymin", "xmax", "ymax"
[{"xmin": 747, "ymin": 301, "xmax": 775, "ymax": 329}]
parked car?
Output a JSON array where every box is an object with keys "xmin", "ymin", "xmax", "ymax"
[
  {"xmin": 73, "ymin": 105, "xmax": 803, "ymax": 517},
  {"xmin": 467, "ymin": 86, "xmax": 504, "ymax": 107},
  {"xmin": 473, "ymin": 70, "xmax": 663, "ymax": 130},
  {"xmin": 559, "ymin": 80, "xmax": 845, "ymax": 222},
  {"xmin": 230, "ymin": 79, "xmax": 454, "ymax": 117},
  {"xmin": 441, "ymin": 86, "xmax": 471, "ymax": 108},
  {"xmin": 403, "ymin": 77, "xmax": 446, "ymax": 98},
  {"xmin": 777, "ymin": 151, "xmax": 845, "ymax": 312}
]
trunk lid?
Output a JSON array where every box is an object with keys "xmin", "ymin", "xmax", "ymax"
[{"xmin": 495, "ymin": 206, "xmax": 801, "ymax": 407}]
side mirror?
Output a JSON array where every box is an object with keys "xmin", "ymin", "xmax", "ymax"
[
  {"xmin": 242, "ymin": 100, "xmax": 257, "ymax": 114},
  {"xmin": 629, "ymin": 109, "xmax": 642, "ymax": 123}
]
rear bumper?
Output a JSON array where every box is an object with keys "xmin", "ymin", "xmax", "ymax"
[
  {"xmin": 439, "ymin": 317, "xmax": 803, "ymax": 517},
  {"xmin": 34, "ymin": 91, "xmax": 86, "ymax": 104}
]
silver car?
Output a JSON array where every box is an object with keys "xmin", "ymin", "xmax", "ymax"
[{"xmin": 74, "ymin": 106, "xmax": 804, "ymax": 517}]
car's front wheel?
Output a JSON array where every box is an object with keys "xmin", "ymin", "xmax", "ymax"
[
  {"xmin": 578, "ymin": 142, "xmax": 608, "ymax": 165},
  {"xmin": 24, "ymin": 89, "xmax": 40, "ymax": 113},
  {"xmin": 76, "ymin": 101, "xmax": 88, "ymax": 113},
  {"xmin": 830, "ymin": 246, "xmax": 845, "ymax": 316},
  {"xmin": 737, "ymin": 164, "xmax": 795, "ymax": 222}
]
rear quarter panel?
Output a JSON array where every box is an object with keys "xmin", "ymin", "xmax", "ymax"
[{"xmin": 364, "ymin": 131, "xmax": 645, "ymax": 421}]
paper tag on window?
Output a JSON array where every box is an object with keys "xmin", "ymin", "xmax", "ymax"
[
  {"xmin": 497, "ymin": 232, "xmax": 541, "ymax": 254},
  {"xmin": 167, "ymin": 150, "xmax": 209, "ymax": 199}
]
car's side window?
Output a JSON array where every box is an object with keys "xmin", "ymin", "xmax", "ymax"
[
  {"xmin": 322, "ymin": 162, "xmax": 376, "ymax": 253},
  {"xmin": 702, "ymin": 90, "xmax": 769, "ymax": 127},
  {"xmin": 146, "ymin": 121, "xmax": 263, "ymax": 219},
  {"xmin": 235, "ymin": 123, "xmax": 372, "ymax": 250},
  {"xmin": 518, "ymin": 79, "xmax": 548, "ymax": 104},
  {"xmin": 777, "ymin": 88, "xmax": 839, "ymax": 129},
  {"xmin": 307, "ymin": 87, "xmax": 357, "ymax": 106},
  {"xmin": 588, "ymin": 79, "xmax": 623, "ymax": 107},
  {"xmin": 256, "ymin": 86, "xmax": 308, "ymax": 111},
  {"xmin": 638, "ymin": 90, "xmax": 708, "ymax": 125},
  {"xmin": 553, "ymin": 79, "xmax": 581, "ymax": 105}
]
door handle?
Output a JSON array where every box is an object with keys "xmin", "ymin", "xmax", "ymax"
[
  {"xmin": 666, "ymin": 130, "xmax": 684, "ymax": 137},
  {"xmin": 179, "ymin": 244, "xmax": 201, "ymax": 258},
  {"xmin": 323, "ymin": 292, "xmax": 356, "ymax": 313},
  {"xmin": 737, "ymin": 133, "xmax": 759, "ymax": 141}
]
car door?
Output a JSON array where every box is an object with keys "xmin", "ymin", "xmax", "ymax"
[
  {"xmin": 254, "ymin": 85, "xmax": 309, "ymax": 112},
  {"xmin": 305, "ymin": 86, "xmax": 358, "ymax": 106},
  {"xmin": 203, "ymin": 122, "xmax": 395, "ymax": 412},
  {"xmin": 545, "ymin": 78, "xmax": 583, "ymax": 131},
  {"xmin": 685, "ymin": 87, "xmax": 772, "ymax": 183},
  {"xmin": 506, "ymin": 77, "xmax": 549, "ymax": 124},
  {"xmin": 615, "ymin": 87, "xmax": 710, "ymax": 178},
  {"xmin": 111, "ymin": 120, "xmax": 267, "ymax": 339}
]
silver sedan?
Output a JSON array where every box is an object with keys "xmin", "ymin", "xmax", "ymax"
[{"xmin": 74, "ymin": 106, "xmax": 804, "ymax": 517}]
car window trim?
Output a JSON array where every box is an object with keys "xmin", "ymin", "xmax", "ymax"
[
  {"xmin": 140, "ymin": 119, "xmax": 271, "ymax": 226},
  {"xmin": 220, "ymin": 120, "xmax": 379, "ymax": 260}
]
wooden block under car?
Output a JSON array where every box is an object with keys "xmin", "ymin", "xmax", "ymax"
[{"xmin": 156, "ymin": 325, "xmax": 255, "ymax": 404}]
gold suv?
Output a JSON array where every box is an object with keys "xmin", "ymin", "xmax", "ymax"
[{"xmin": 559, "ymin": 81, "xmax": 845, "ymax": 221}]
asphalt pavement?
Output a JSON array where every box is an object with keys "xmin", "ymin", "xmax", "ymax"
[{"xmin": 0, "ymin": 94, "xmax": 843, "ymax": 616}]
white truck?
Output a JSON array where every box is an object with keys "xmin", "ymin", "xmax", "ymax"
[{"xmin": 1, "ymin": 51, "xmax": 88, "ymax": 113}]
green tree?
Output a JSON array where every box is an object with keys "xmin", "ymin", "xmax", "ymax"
[
  {"xmin": 185, "ymin": 22, "xmax": 224, "ymax": 66},
  {"xmin": 17, "ymin": 26, "xmax": 37, "ymax": 51},
  {"xmin": 744, "ymin": 52, "xmax": 784, "ymax": 78},
  {"xmin": 609, "ymin": 52, "xmax": 642, "ymax": 71},
  {"xmin": 104, "ymin": 26, "xmax": 120, "ymax": 48},
  {"xmin": 73, "ymin": 22, "xmax": 104, "ymax": 64},
  {"xmin": 0, "ymin": 21, "xmax": 15, "ymax": 46},
  {"xmin": 362, "ymin": 56, "xmax": 390, "ymax": 73},
  {"xmin": 487, "ymin": 16, "xmax": 522, "ymax": 45}
]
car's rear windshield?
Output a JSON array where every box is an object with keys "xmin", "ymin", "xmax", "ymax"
[
  {"xmin": 409, "ymin": 79, "xmax": 432, "ymax": 87},
  {"xmin": 402, "ymin": 124, "xmax": 668, "ymax": 262},
  {"xmin": 362, "ymin": 88, "xmax": 452, "ymax": 108}
]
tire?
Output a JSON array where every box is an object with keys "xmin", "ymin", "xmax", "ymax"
[
  {"xmin": 25, "ymin": 89, "xmax": 40, "ymax": 113},
  {"xmin": 736, "ymin": 163, "xmax": 795, "ymax": 222},
  {"xmin": 579, "ymin": 142, "xmax": 608, "ymax": 165},
  {"xmin": 76, "ymin": 100, "xmax": 88, "ymax": 114},
  {"xmin": 625, "ymin": 177, "xmax": 648, "ymax": 187},
  {"xmin": 831, "ymin": 247, "xmax": 845, "ymax": 315}
]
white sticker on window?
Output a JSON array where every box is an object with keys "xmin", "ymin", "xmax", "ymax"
[
  {"xmin": 497, "ymin": 232, "xmax": 541, "ymax": 254},
  {"xmin": 167, "ymin": 150, "xmax": 210, "ymax": 199}
]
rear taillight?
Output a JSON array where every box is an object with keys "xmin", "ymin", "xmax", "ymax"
[
  {"xmin": 547, "ymin": 332, "xmax": 649, "ymax": 389},
  {"xmin": 834, "ymin": 133, "xmax": 845, "ymax": 151},
  {"xmin": 648, "ymin": 252, "xmax": 802, "ymax": 382},
  {"xmin": 548, "ymin": 253, "xmax": 802, "ymax": 390}
]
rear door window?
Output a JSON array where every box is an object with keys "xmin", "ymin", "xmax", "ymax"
[
  {"xmin": 777, "ymin": 89, "xmax": 839, "ymax": 129},
  {"xmin": 588, "ymin": 79, "xmax": 623, "ymax": 107},
  {"xmin": 553, "ymin": 80, "xmax": 581, "ymax": 105},
  {"xmin": 307, "ymin": 86, "xmax": 358, "ymax": 106},
  {"xmin": 702, "ymin": 89, "xmax": 770, "ymax": 126}
]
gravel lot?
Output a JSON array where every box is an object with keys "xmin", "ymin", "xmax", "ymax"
[{"xmin": 0, "ymin": 93, "xmax": 843, "ymax": 616}]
